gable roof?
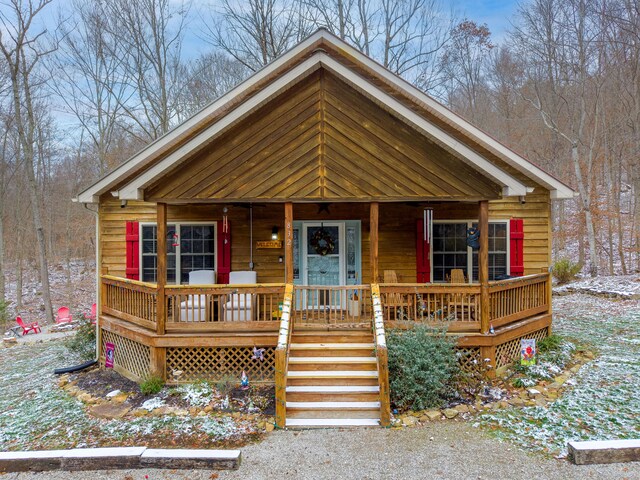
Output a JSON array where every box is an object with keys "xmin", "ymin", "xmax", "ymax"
[{"xmin": 76, "ymin": 29, "xmax": 576, "ymax": 204}]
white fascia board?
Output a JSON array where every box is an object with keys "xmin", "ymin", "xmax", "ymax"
[
  {"xmin": 324, "ymin": 37, "xmax": 575, "ymax": 199},
  {"xmin": 75, "ymin": 31, "xmax": 330, "ymax": 204},
  {"xmin": 117, "ymin": 57, "xmax": 324, "ymax": 200},
  {"xmin": 318, "ymin": 57, "xmax": 528, "ymax": 196}
]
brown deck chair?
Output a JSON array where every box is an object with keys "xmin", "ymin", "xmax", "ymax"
[{"xmin": 383, "ymin": 270, "xmax": 405, "ymax": 321}]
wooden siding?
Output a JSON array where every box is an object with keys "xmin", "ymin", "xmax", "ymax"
[
  {"xmin": 146, "ymin": 71, "xmax": 501, "ymax": 203},
  {"xmin": 99, "ymin": 194, "xmax": 549, "ymax": 284}
]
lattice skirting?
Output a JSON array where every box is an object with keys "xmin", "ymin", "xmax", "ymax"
[
  {"xmin": 455, "ymin": 347, "xmax": 481, "ymax": 372},
  {"xmin": 495, "ymin": 328, "xmax": 549, "ymax": 369},
  {"xmin": 100, "ymin": 329, "xmax": 151, "ymax": 382},
  {"xmin": 166, "ymin": 347, "xmax": 276, "ymax": 384}
]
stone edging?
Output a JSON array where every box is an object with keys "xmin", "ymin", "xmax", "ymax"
[{"xmin": 0, "ymin": 447, "xmax": 241, "ymax": 473}]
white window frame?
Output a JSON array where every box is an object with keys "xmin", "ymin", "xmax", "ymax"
[
  {"xmin": 139, "ymin": 221, "xmax": 217, "ymax": 284},
  {"xmin": 430, "ymin": 219, "xmax": 510, "ymax": 283}
]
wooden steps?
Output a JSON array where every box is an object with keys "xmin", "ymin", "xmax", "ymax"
[{"xmin": 284, "ymin": 329, "xmax": 381, "ymax": 428}]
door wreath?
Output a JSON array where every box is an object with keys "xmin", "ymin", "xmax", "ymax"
[{"xmin": 310, "ymin": 228, "xmax": 335, "ymax": 256}]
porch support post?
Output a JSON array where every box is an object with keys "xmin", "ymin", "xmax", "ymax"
[
  {"xmin": 156, "ymin": 203, "xmax": 167, "ymax": 335},
  {"xmin": 370, "ymin": 202, "xmax": 379, "ymax": 283},
  {"xmin": 479, "ymin": 200, "xmax": 490, "ymax": 334},
  {"xmin": 285, "ymin": 202, "xmax": 294, "ymax": 284}
]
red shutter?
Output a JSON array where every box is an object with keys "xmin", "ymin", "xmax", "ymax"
[
  {"xmin": 125, "ymin": 221, "xmax": 140, "ymax": 280},
  {"xmin": 509, "ymin": 218, "xmax": 524, "ymax": 276},
  {"xmin": 217, "ymin": 219, "xmax": 231, "ymax": 284},
  {"xmin": 416, "ymin": 220, "xmax": 431, "ymax": 282}
]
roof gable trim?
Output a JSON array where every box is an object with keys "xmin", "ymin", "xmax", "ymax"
[{"xmin": 117, "ymin": 53, "xmax": 528, "ymax": 200}]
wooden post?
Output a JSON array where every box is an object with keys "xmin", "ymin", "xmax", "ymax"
[
  {"xmin": 370, "ymin": 202, "xmax": 379, "ymax": 283},
  {"xmin": 150, "ymin": 346, "xmax": 166, "ymax": 380},
  {"xmin": 480, "ymin": 345, "xmax": 496, "ymax": 379},
  {"xmin": 284, "ymin": 202, "xmax": 293, "ymax": 283},
  {"xmin": 156, "ymin": 203, "xmax": 167, "ymax": 336},
  {"xmin": 377, "ymin": 346, "xmax": 391, "ymax": 426},
  {"xmin": 479, "ymin": 200, "xmax": 490, "ymax": 334},
  {"xmin": 275, "ymin": 348, "xmax": 286, "ymax": 428}
]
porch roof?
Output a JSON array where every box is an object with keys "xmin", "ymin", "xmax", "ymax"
[{"xmin": 75, "ymin": 30, "xmax": 576, "ymax": 204}]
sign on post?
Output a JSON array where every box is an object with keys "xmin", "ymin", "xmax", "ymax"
[
  {"xmin": 521, "ymin": 339, "xmax": 536, "ymax": 366},
  {"xmin": 105, "ymin": 342, "xmax": 115, "ymax": 368}
]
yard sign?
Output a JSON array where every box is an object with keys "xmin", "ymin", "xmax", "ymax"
[
  {"xmin": 105, "ymin": 342, "xmax": 115, "ymax": 368},
  {"xmin": 521, "ymin": 339, "xmax": 536, "ymax": 366}
]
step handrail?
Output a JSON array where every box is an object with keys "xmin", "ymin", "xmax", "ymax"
[
  {"xmin": 275, "ymin": 283, "xmax": 294, "ymax": 428},
  {"xmin": 371, "ymin": 283, "xmax": 391, "ymax": 427}
]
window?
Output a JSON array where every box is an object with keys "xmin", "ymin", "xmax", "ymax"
[
  {"xmin": 141, "ymin": 223, "xmax": 215, "ymax": 284},
  {"xmin": 432, "ymin": 221, "xmax": 508, "ymax": 282}
]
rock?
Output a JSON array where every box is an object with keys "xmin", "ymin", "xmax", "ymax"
[
  {"xmin": 257, "ymin": 421, "xmax": 266, "ymax": 429},
  {"xmin": 78, "ymin": 392, "xmax": 93, "ymax": 403},
  {"xmin": 419, "ymin": 415, "xmax": 430, "ymax": 423},
  {"xmin": 174, "ymin": 409, "xmax": 189, "ymax": 416},
  {"xmin": 401, "ymin": 415, "xmax": 418, "ymax": 426},
  {"xmin": 90, "ymin": 403, "xmax": 131, "ymax": 419},
  {"xmin": 425, "ymin": 410, "xmax": 441, "ymax": 421},
  {"xmin": 58, "ymin": 375, "xmax": 70, "ymax": 387},
  {"xmin": 111, "ymin": 393, "xmax": 128, "ymax": 403},
  {"xmin": 454, "ymin": 404, "xmax": 469, "ymax": 414},
  {"xmin": 133, "ymin": 409, "xmax": 148, "ymax": 417},
  {"xmin": 510, "ymin": 397, "xmax": 525, "ymax": 407},
  {"xmin": 527, "ymin": 388, "xmax": 541, "ymax": 398},
  {"xmin": 197, "ymin": 411, "xmax": 207, "ymax": 417},
  {"xmin": 443, "ymin": 408, "xmax": 458, "ymax": 419},
  {"xmin": 499, "ymin": 401, "xmax": 509, "ymax": 409},
  {"xmin": 535, "ymin": 397, "xmax": 548, "ymax": 407},
  {"xmin": 189, "ymin": 407, "xmax": 198, "ymax": 416},
  {"xmin": 265, "ymin": 423, "xmax": 275, "ymax": 432},
  {"xmin": 231, "ymin": 412, "xmax": 241, "ymax": 419},
  {"xmin": 203, "ymin": 405, "xmax": 213, "ymax": 413},
  {"xmin": 106, "ymin": 389, "xmax": 121, "ymax": 398}
]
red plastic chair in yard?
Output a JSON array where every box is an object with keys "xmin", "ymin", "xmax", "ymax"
[
  {"xmin": 84, "ymin": 303, "xmax": 97, "ymax": 324},
  {"xmin": 16, "ymin": 316, "xmax": 41, "ymax": 335},
  {"xmin": 55, "ymin": 306, "xmax": 73, "ymax": 324}
]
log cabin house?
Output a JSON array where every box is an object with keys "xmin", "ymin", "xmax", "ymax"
[{"xmin": 75, "ymin": 30, "xmax": 576, "ymax": 428}]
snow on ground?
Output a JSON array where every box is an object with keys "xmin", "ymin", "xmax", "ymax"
[
  {"xmin": 0, "ymin": 342, "xmax": 254, "ymax": 451},
  {"xmin": 477, "ymin": 294, "xmax": 640, "ymax": 457},
  {"xmin": 553, "ymin": 274, "xmax": 640, "ymax": 299}
]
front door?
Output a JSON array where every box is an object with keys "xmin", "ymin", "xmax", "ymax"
[{"xmin": 303, "ymin": 223, "xmax": 345, "ymax": 287}]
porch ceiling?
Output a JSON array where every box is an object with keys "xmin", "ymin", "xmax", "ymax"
[{"xmin": 145, "ymin": 70, "xmax": 504, "ymax": 203}]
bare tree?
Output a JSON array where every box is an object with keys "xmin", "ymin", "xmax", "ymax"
[
  {"xmin": 204, "ymin": 0, "xmax": 313, "ymax": 71},
  {"xmin": 53, "ymin": 0, "xmax": 127, "ymax": 176},
  {"xmin": 511, "ymin": 0, "xmax": 604, "ymax": 276},
  {"xmin": 105, "ymin": 0, "xmax": 190, "ymax": 141},
  {"xmin": 0, "ymin": 0, "xmax": 56, "ymax": 322}
]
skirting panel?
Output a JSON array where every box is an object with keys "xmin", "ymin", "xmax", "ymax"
[
  {"xmin": 101, "ymin": 329, "xmax": 151, "ymax": 381},
  {"xmin": 456, "ymin": 347, "xmax": 481, "ymax": 372},
  {"xmin": 495, "ymin": 328, "xmax": 549, "ymax": 369},
  {"xmin": 165, "ymin": 346, "xmax": 276, "ymax": 384}
]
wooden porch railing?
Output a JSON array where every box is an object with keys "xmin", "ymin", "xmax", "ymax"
[
  {"xmin": 488, "ymin": 273, "xmax": 550, "ymax": 328},
  {"xmin": 163, "ymin": 284, "xmax": 285, "ymax": 332},
  {"xmin": 371, "ymin": 284, "xmax": 390, "ymax": 427},
  {"xmin": 291, "ymin": 285, "xmax": 372, "ymax": 327},
  {"xmin": 378, "ymin": 283, "xmax": 481, "ymax": 332},
  {"xmin": 275, "ymin": 284, "xmax": 294, "ymax": 429},
  {"xmin": 101, "ymin": 275, "xmax": 158, "ymax": 330}
]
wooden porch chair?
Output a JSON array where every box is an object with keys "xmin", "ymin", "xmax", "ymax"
[
  {"xmin": 383, "ymin": 270, "xmax": 405, "ymax": 321},
  {"xmin": 449, "ymin": 269, "xmax": 466, "ymax": 283}
]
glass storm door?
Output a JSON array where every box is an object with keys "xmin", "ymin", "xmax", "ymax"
[{"xmin": 303, "ymin": 223, "xmax": 345, "ymax": 307}]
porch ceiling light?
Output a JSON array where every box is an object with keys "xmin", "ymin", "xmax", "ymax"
[{"xmin": 271, "ymin": 226, "xmax": 279, "ymax": 240}]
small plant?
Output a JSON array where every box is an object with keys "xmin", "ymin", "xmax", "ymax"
[
  {"xmin": 538, "ymin": 334, "xmax": 563, "ymax": 354},
  {"xmin": 552, "ymin": 258, "xmax": 581, "ymax": 284},
  {"xmin": 140, "ymin": 375, "xmax": 164, "ymax": 395},
  {"xmin": 64, "ymin": 320, "xmax": 96, "ymax": 362},
  {"xmin": 215, "ymin": 374, "xmax": 236, "ymax": 397},
  {"xmin": 387, "ymin": 325, "xmax": 460, "ymax": 411}
]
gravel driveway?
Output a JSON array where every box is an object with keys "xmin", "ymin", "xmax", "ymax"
[{"xmin": 6, "ymin": 422, "xmax": 639, "ymax": 480}]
